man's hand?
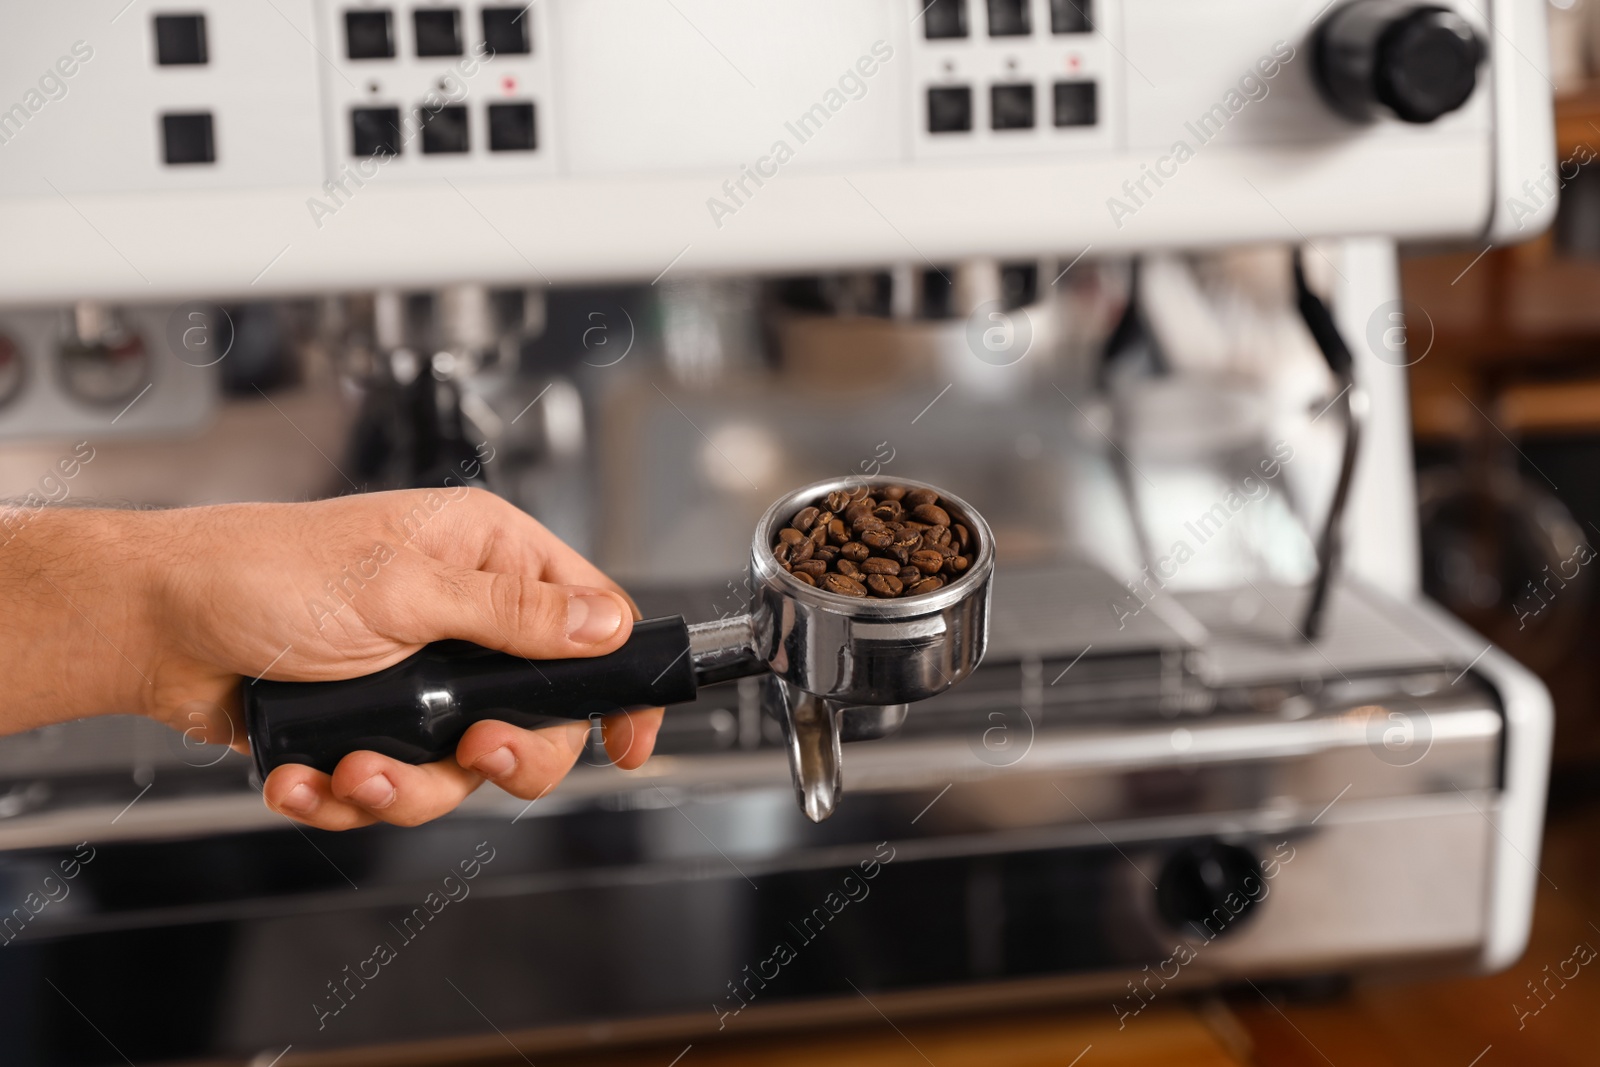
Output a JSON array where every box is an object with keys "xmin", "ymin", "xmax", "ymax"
[{"xmin": 0, "ymin": 489, "xmax": 662, "ymax": 830}]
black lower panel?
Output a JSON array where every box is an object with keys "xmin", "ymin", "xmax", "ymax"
[{"xmin": 0, "ymin": 825, "xmax": 1152, "ymax": 1064}]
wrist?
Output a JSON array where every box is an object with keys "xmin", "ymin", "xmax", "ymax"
[{"xmin": 0, "ymin": 506, "xmax": 164, "ymax": 728}]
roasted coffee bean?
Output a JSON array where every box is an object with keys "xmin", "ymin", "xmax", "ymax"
[
  {"xmin": 867, "ymin": 574, "xmax": 904, "ymax": 597},
  {"xmin": 844, "ymin": 501, "xmax": 876, "ymax": 524},
  {"xmin": 780, "ymin": 485, "xmax": 976, "ymax": 599},
  {"xmin": 822, "ymin": 573, "xmax": 867, "ymax": 597}
]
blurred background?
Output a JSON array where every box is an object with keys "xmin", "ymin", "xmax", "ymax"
[{"xmin": 0, "ymin": 0, "xmax": 1596, "ymax": 1064}]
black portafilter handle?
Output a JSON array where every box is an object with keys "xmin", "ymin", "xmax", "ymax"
[{"xmin": 244, "ymin": 616, "xmax": 702, "ymax": 779}]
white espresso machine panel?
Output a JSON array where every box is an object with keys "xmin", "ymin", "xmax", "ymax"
[{"xmin": 0, "ymin": 0, "xmax": 1556, "ymax": 301}]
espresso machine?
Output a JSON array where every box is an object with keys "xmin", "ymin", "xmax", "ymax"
[{"xmin": 0, "ymin": 0, "xmax": 1556, "ymax": 1062}]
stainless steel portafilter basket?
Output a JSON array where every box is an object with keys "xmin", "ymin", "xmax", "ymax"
[
  {"xmin": 744, "ymin": 476, "xmax": 994, "ymax": 818},
  {"xmin": 245, "ymin": 477, "xmax": 995, "ymax": 822}
]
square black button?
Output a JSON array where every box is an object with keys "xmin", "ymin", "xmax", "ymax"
[
  {"xmin": 923, "ymin": 0, "xmax": 967, "ymax": 39},
  {"xmin": 351, "ymin": 106, "xmax": 402, "ymax": 156},
  {"xmin": 414, "ymin": 8, "xmax": 463, "ymax": 56},
  {"xmin": 420, "ymin": 104, "xmax": 469, "ymax": 153},
  {"xmin": 154, "ymin": 14, "xmax": 207, "ymax": 65},
  {"xmin": 1050, "ymin": 0, "xmax": 1092, "ymax": 33},
  {"xmin": 991, "ymin": 83, "xmax": 1035, "ymax": 129},
  {"xmin": 487, "ymin": 102, "xmax": 537, "ymax": 151},
  {"xmin": 927, "ymin": 86, "xmax": 973, "ymax": 133},
  {"xmin": 345, "ymin": 10, "xmax": 394, "ymax": 59},
  {"xmin": 1054, "ymin": 80, "xmax": 1097, "ymax": 126},
  {"xmin": 482, "ymin": 7, "xmax": 532, "ymax": 54},
  {"xmin": 986, "ymin": 0, "xmax": 1030, "ymax": 36},
  {"xmin": 162, "ymin": 112, "xmax": 214, "ymax": 164}
]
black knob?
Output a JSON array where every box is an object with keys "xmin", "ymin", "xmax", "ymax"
[
  {"xmin": 1313, "ymin": 1, "xmax": 1484, "ymax": 123},
  {"xmin": 1155, "ymin": 841, "xmax": 1265, "ymax": 937}
]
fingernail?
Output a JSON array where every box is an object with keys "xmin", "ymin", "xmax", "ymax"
[
  {"xmin": 349, "ymin": 773, "xmax": 396, "ymax": 810},
  {"xmin": 473, "ymin": 746, "xmax": 516, "ymax": 780},
  {"xmin": 281, "ymin": 783, "xmax": 318, "ymax": 816},
  {"xmin": 567, "ymin": 593, "xmax": 624, "ymax": 644}
]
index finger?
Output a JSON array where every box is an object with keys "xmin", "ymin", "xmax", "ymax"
[{"xmin": 421, "ymin": 491, "xmax": 641, "ymax": 616}]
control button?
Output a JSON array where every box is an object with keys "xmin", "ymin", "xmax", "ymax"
[
  {"xmin": 1155, "ymin": 841, "xmax": 1266, "ymax": 938},
  {"xmin": 351, "ymin": 106, "xmax": 402, "ymax": 157},
  {"xmin": 987, "ymin": 0, "xmax": 1031, "ymax": 36},
  {"xmin": 482, "ymin": 6, "xmax": 532, "ymax": 54},
  {"xmin": 345, "ymin": 9, "xmax": 395, "ymax": 60},
  {"xmin": 1313, "ymin": 0, "xmax": 1484, "ymax": 123},
  {"xmin": 927, "ymin": 86, "xmax": 973, "ymax": 133},
  {"xmin": 487, "ymin": 102, "xmax": 537, "ymax": 151},
  {"xmin": 420, "ymin": 104, "xmax": 469, "ymax": 153},
  {"xmin": 161, "ymin": 112, "xmax": 215, "ymax": 164},
  {"xmin": 153, "ymin": 14, "xmax": 208, "ymax": 65},
  {"xmin": 413, "ymin": 7, "xmax": 463, "ymax": 57},
  {"xmin": 991, "ymin": 83, "xmax": 1035, "ymax": 129},
  {"xmin": 1050, "ymin": 0, "xmax": 1092, "ymax": 33},
  {"xmin": 1053, "ymin": 80, "xmax": 1097, "ymax": 126},
  {"xmin": 923, "ymin": 0, "xmax": 968, "ymax": 39}
]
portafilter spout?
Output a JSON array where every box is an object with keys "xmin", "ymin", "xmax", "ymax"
[{"xmin": 243, "ymin": 477, "xmax": 994, "ymax": 823}]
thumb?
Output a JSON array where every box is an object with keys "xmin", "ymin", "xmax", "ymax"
[{"xmin": 424, "ymin": 564, "xmax": 634, "ymax": 659}]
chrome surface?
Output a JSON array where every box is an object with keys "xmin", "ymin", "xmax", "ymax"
[
  {"xmin": 686, "ymin": 613, "xmax": 763, "ymax": 686},
  {"xmin": 838, "ymin": 703, "xmax": 910, "ymax": 742},
  {"xmin": 771, "ymin": 677, "xmax": 844, "ymax": 823}
]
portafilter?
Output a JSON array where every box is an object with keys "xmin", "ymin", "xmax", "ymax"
[{"xmin": 244, "ymin": 476, "xmax": 995, "ymax": 822}]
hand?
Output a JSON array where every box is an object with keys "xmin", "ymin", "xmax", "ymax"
[{"xmin": 0, "ymin": 488, "xmax": 662, "ymax": 830}]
